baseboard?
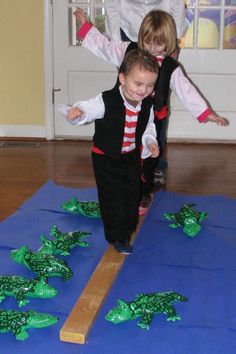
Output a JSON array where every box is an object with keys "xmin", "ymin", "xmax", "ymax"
[
  {"xmin": 0, "ymin": 125, "xmax": 235, "ymax": 144},
  {"xmin": 0, "ymin": 125, "xmax": 46, "ymax": 138}
]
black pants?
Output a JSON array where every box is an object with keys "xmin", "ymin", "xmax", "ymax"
[
  {"xmin": 92, "ymin": 150, "xmax": 141, "ymax": 244},
  {"xmin": 141, "ymin": 117, "xmax": 168, "ymax": 197}
]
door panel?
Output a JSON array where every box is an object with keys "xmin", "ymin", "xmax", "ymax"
[{"xmin": 53, "ymin": 0, "xmax": 116, "ymax": 138}]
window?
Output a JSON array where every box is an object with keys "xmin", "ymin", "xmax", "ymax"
[
  {"xmin": 68, "ymin": 0, "xmax": 236, "ymax": 49},
  {"xmin": 183, "ymin": 0, "xmax": 236, "ymax": 49},
  {"xmin": 69, "ymin": 0, "xmax": 105, "ymax": 46}
]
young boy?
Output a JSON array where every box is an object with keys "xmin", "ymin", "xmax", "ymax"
[{"xmin": 58, "ymin": 49, "xmax": 159, "ymax": 254}]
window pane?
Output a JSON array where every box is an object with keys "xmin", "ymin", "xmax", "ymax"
[
  {"xmin": 197, "ymin": 9, "xmax": 220, "ymax": 48},
  {"xmin": 182, "ymin": 8, "xmax": 195, "ymax": 48},
  {"xmin": 69, "ymin": 0, "xmax": 105, "ymax": 3},
  {"xmin": 198, "ymin": 0, "xmax": 221, "ymax": 5},
  {"xmin": 186, "ymin": 0, "xmax": 196, "ymax": 5},
  {"xmin": 224, "ymin": 10, "xmax": 236, "ymax": 48},
  {"xmin": 68, "ymin": 6, "xmax": 105, "ymax": 46},
  {"xmin": 69, "ymin": 7, "xmax": 90, "ymax": 46},
  {"xmin": 69, "ymin": 1, "xmax": 90, "ymax": 3},
  {"xmin": 94, "ymin": 7, "xmax": 105, "ymax": 34},
  {"xmin": 225, "ymin": 0, "xmax": 236, "ymax": 5}
]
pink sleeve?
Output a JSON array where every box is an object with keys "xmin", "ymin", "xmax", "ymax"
[
  {"xmin": 77, "ymin": 21, "xmax": 93, "ymax": 40},
  {"xmin": 197, "ymin": 108, "xmax": 213, "ymax": 123}
]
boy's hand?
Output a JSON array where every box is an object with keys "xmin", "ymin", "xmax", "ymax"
[
  {"xmin": 149, "ymin": 143, "xmax": 160, "ymax": 158},
  {"xmin": 73, "ymin": 8, "xmax": 87, "ymax": 26},
  {"xmin": 206, "ymin": 113, "xmax": 229, "ymax": 126},
  {"xmin": 67, "ymin": 107, "xmax": 83, "ymax": 121}
]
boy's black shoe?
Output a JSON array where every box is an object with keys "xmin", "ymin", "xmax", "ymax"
[
  {"xmin": 154, "ymin": 169, "xmax": 166, "ymax": 187},
  {"xmin": 113, "ymin": 240, "xmax": 133, "ymax": 255}
]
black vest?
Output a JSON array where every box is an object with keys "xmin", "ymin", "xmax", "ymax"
[
  {"xmin": 125, "ymin": 42, "xmax": 179, "ymax": 114},
  {"xmin": 93, "ymin": 85, "xmax": 153, "ymax": 160}
]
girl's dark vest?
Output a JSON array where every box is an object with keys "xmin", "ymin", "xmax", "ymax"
[
  {"xmin": 125, "ymin": 42, "xmax": 179, "ymax": 119},
  {"xmin": 93, "ymin": 85, "xmax": 153, "ymax": 160}
]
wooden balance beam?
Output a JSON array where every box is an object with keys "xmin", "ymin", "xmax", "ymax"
[{"xmin": 60, "ymin": 219, "xmax": 144, "ymax": 344}]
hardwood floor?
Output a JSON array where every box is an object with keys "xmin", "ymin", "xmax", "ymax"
[{"xmin": 0, "ymin": 140, "xmax": 235, "ymax": 221}]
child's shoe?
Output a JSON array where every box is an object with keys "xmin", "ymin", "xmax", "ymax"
[
  {"xmin": 113, "ymin": 240, "xmax": 133, "ymax": 255},
  {"xmin": 139, "ymin": 194, "xmax": 152, "ymax": 216},
  {"xmin": 154, "ymin": 169, "xmax": 166, "ymax": 187}
]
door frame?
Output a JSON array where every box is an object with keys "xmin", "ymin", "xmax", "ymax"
[{"xmin": 44, "ymin": 0, "xmax": 54, "ymax": 140}]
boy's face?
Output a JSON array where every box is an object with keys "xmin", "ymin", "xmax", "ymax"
[{"xmin": 119, "ymin": 66, "xmax": 157, "ymax": 104}]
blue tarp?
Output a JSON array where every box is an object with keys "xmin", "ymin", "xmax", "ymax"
[{"xmin": 0, "ymin": 181, "xmax": 236, "ymax": 354}]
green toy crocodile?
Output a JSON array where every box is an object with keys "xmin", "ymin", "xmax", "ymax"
[
  {"xmin": 61, "ymin": 197, "xmax": 101, "ymax": 218},
  {"xmin": 0, "ymin": 309, "xmax": 58, "ymax": 340},
  {"xmin": 0, "ymin": 275, "xmax": 57, "ymax": 307},
  {"xmin": 11, "ymin": 246, "xmax": 73, "ymax": 280},
  {"xmin": 164, "ymin": 203, "xmax": 207, "ymax": 237},
  {"xmin": 105, "ymin": 291, "xmax": 188, "ymax": 329},
  {"xmin": 38, "ymin": 224, "xmax": 91, "ymax": 256}
]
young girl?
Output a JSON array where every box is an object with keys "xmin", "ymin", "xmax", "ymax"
[
  {"xmin": 74, "ymin": 8, "xmax": 229, "ymax": 214},
  {"xmin": 58, "ymin": 49, "xmax": 159, "ymax": 254}
]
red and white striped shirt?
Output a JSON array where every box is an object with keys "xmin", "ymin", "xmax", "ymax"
[{"xmin": 121, "ymin": 107, "xmax": 138, "ymax": 153}]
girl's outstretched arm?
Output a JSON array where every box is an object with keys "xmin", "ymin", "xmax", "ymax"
[
  {"xmin": 170, "ymin": 67, "xmax": 230, "ymax": 126},
  {"xmin": 204, "ymin": 113, "xmax": 229, "ymax": 126},
  {"xmin": 148, "ymin": 143, "xmax": 160, "ymax": 158},
  {"xmin": 73, "ymin": 8, "xmax": 87, "ymax": 26},
  {"xmin": 73, "ymin": 7, "xmax": 129, "ymax": 68}
]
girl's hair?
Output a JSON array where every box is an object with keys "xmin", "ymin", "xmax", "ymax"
[
  {"xmin": 138, "ymin": 10, "xmax": 177, "ymax": 56},
  {"xmin": 119, "ymin": 48, "xmax": 159, "ymax": 75}
]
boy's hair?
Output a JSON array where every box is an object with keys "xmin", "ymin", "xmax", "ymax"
[
  {"xmin": 119, "ymin": 48, "xmax": 159, "ymax": 76},
  {"xmin": 138, "ymin": 10, "xmax": 177, "ymax": 56}
]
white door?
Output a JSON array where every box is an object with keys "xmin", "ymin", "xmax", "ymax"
[
  {"xmin": 53, "ymin": 0, "xmax": 236, "ymax": 141},
  {"xmin": 53, "ymin": 0, "xmax": 116, "ymax": 138},
  {"xmin": 168, "ymin": 0, "xmax": 236, "ymax": 141}
]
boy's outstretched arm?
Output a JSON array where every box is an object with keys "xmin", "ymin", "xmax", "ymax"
[
  {"xmin": 204, "ymin": 113, "xmax": 229, "ymax": 126},
  {"xmin": 149, "ymin": 143, "xmax": 160, "ymax": 158},
  {"xmin": 67, "ymin": 107, "xmax": 84, "ymax": 122}
]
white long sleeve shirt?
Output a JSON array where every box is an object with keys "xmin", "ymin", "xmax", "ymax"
[
  {"xmin": 105, "ymin": 0, "xmax": 186, "ymax": 41},
  {"xmin": 78, "ymin": 23, "xmax": 212, "ymax": 122},
  {"xmin": 58, "ymin": 86, "xmax": 157, "ymax": 159}
]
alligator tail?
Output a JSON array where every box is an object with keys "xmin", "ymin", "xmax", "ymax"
[{"xmin": 62, "ymin": 268, "xmax": 73, "ymax": 280}]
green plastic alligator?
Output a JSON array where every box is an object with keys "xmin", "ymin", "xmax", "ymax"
[
  {"xmin": 0, "ymin": 275, "xmax": 57, "ymax": 307},
  {"xmin": 105, "ymin": 291, "xmax": 188, "ymax": 329},
  {"xmin": 0, "ymin": 309, "xmax": 58, "ymax": 340},
  {"xmin": 38, "ymin": 224, "xmax": 91, "ymax": 256},
  {"xmin": 61, "ymin": 197, "xmax": 101, "ymax": 218},
  {"xmin": 11, "ymin": 246, "xmax": 73, "ymax": 280},
  {"xmin": 164, "ymin": 203, "xmax": 207, "ymax": 237}
]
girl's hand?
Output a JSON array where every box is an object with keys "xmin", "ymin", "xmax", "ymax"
[
  {"xmin": 67, "ymin": 107, "xmax": 83, "ymax": 121},
  {"xmin": 73, "ymin": 8, "xmax": 87, "ymax": 26},
  {"xmin": 206, "ymin": 113, "xmax": 229, "ymax": 126},
  {"xmin": 149, "ymin": 143, "xmax": 160, "ymax": 158}
]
